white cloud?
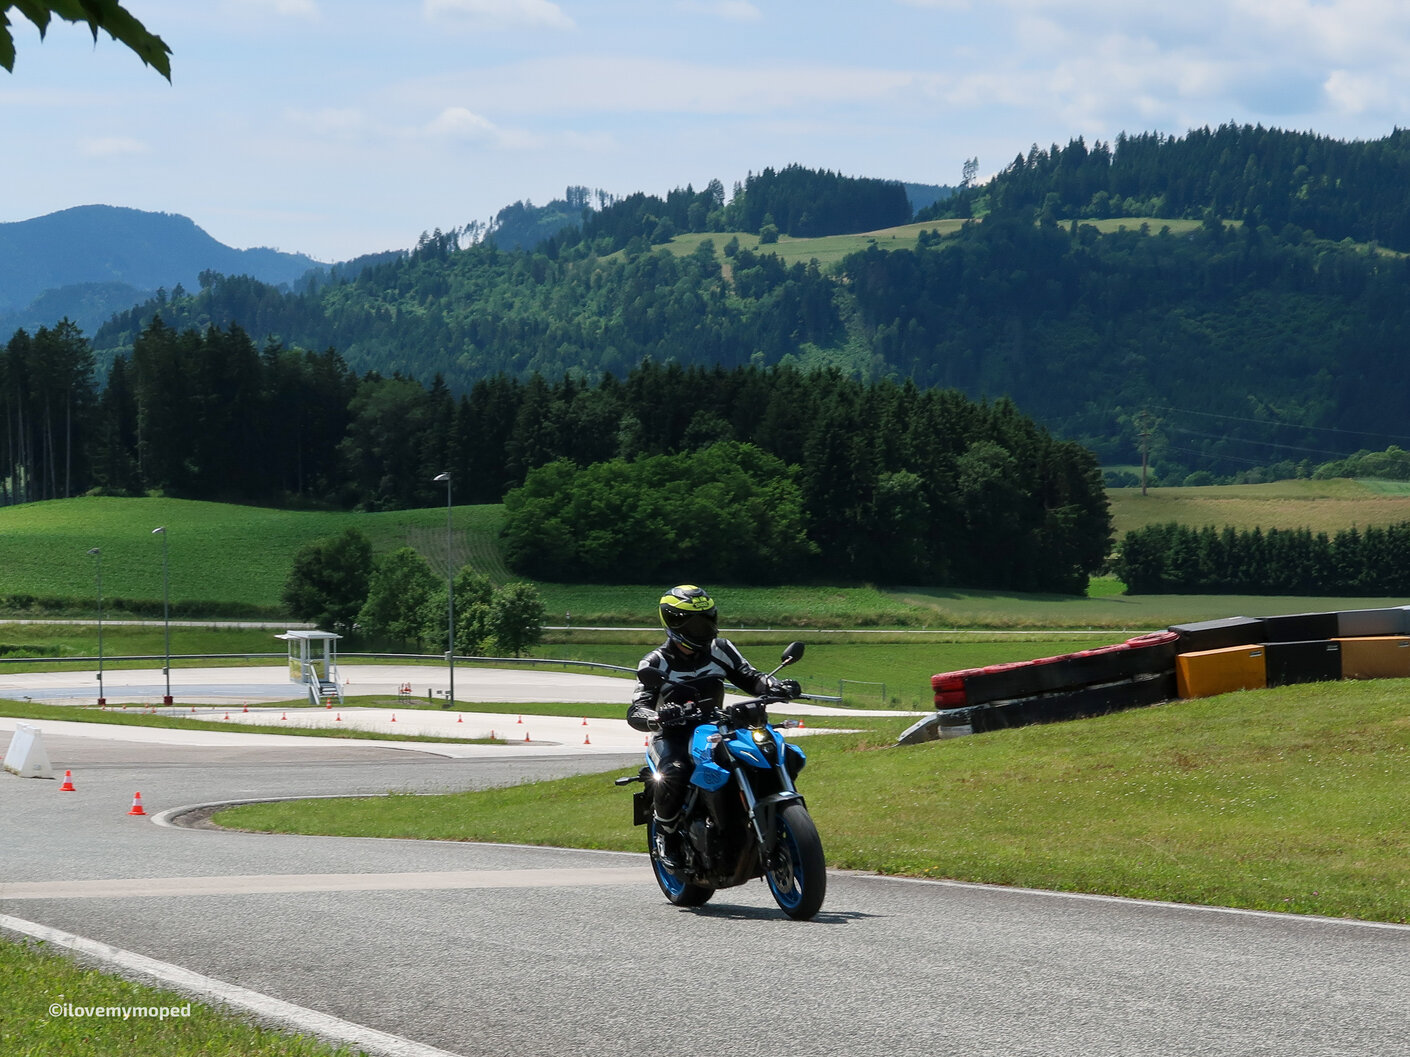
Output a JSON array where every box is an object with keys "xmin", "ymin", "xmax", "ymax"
[
  {"xmin": 675, "ymin": 1, "xmax": 764, "ymax": 20},
  {"xmin": 284, "ymin": 107, "xmax": 367, "ymax": 138},
  {"xmin": 1321, "ymin": 69, "xmax": 1403, "ymax": 116},
  {"xmin": 403, "ymin": 57, "xmax": 919, "ymax": 118},
  {"xmin": 423, "ymin": 0, "xmax": 574, "ymax": 30},
  {"xmin": 222, "ymin": 0, "xmax": 320, "ymax": 18},
  {"xmin": 79, "ymin": 137, "xmax": 148, "ymax": 158},
  {"xmin": 426, "ymin": 106, "xmax": 499, "ymax": 140}
]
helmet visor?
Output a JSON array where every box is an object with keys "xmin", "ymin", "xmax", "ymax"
[{"xmin": 671, "ymin": 611, "xmax": 717, "ymax": 649}]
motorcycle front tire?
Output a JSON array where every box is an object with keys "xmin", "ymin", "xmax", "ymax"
[
  {"xmin": 764, "ymin": 801, "xmax": 827, "ymax": 920},
  {"xmin": 647, "ymin": 816, "xmax": 714, "ymax": 907}
]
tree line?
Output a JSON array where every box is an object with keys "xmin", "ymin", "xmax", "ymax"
[
  {"xmin": 1114, "ymin": 521, "xmax": 1410, "ymax": 595},
  {"xmin": 923, "ymin": 124, "xmax": 1410, "ymax": 253},
  {"xmin": 281, "ymin": 526, "xmax": 546, "ymax": 653},
  {"xmin": 0, "ymin": 324, "xmax": 1113, "ymax": 592},
  {"xmin": 82, "ymin": 179, "xmax": 1410, "ymax": 484}
]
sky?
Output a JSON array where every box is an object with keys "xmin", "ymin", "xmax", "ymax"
[{"xmin": 3, "ymin": 0, "xmax": 1409, "ymax": 263}]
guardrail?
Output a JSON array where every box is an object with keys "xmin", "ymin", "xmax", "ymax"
[{"xmin": 0, "ymin": 651, "xmax": 842, "ymax": 702}]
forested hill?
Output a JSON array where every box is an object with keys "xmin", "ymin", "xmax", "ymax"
[
  {"xmin": 923, "ymin": 123, "xmax": 1410, "ymax": 251},
  {"xmin": 86, "ymin": 132, "xmax": 1410, "ymax": 477},
  {"xmin": 0, "ymin": 205, "xmax": 324, "ymax": 313}
]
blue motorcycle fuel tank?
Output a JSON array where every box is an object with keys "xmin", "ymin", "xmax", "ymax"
[{"xmin": 688, "ymin": 723, "xmax": 806, "ymax": 790}]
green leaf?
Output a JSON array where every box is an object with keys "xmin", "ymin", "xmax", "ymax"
[{"xmin": 3, "ymin": 1, "xmax": 171, "ymax": 80}]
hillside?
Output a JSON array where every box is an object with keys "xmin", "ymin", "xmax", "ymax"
[
  {"xmin": 10, "ymin": 129, "xmax": 1410, "ymax": 489},
  {"xmin": 91, "ymin": 200, "xmax": 1410, "ymax": 482},
  {"xmin": 0, "ymin": 205, "xmax": 325, "ymax": 319}
]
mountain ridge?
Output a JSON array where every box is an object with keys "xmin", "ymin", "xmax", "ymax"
[{"xmin": 0, "ymin": 204, "xmax": 327, "ymax": 330}]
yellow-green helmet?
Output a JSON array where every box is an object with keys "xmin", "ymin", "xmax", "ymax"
[{"xmin": 658, "ymin": 585, "xmax": 718, "ymax": 651}]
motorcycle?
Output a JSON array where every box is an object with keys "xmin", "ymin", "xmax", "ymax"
[{"xmin": 616, "ymin": 641, "xmax": 827, "ymax": 920}]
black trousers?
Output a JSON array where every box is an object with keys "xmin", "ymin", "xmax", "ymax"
[{"xmin": 651, "ymin": 729, "xmax": 694, "ymax": 822}]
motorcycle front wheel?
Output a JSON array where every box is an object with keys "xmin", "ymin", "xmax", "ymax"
[
  {"xmin": 764, "ymin": 802, "xmax": 827, "ymax": 920},
  {"xmin": 647, "ymin": 816, "xmax": 714, "ymax": 907}
]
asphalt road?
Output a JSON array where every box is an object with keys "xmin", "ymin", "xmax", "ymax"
[{"xmin": 3, "ymin": 704, "xmax": 1409, "ymax": 1055}]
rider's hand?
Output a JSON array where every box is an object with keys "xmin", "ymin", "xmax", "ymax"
[
  {"xmin": 656, "ymin": 701, "xmax": 697, "ymax": 729},
  {"xmin": 778, "ymin": 678, "xmax": 801, "ymax": 698}
]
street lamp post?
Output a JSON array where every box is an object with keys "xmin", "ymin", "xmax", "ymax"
[
  {"xmin": 433, "ymin": 472, "xmax": 454, "ymax": 708},
  {"xmin": 153, "ymin": 526, "xmax": 171, "ymax": 704},
  {"xmin": 87, "ymin": 547, "xmax": 104, "ymax": 706}
]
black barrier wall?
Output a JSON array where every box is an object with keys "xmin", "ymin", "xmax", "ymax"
[{"xmin": 909, "ymin": 604, "xmax": 1410, "ymax": 744}]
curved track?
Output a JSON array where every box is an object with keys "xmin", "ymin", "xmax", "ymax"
[{"xmin": 2, "ymin": 690, "xmax": 1408, "ymax": 1055}]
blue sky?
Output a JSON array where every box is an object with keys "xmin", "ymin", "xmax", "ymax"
[{"xmin": 3, "ymin": 0, "xmax": 1408, "ymax": 262}]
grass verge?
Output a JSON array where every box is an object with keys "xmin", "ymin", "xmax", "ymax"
[
  {"xmin": 216, "ymin": 679, "xmax": 1410, "ymax": 923},
  {"xmin": 0, "ymin": 938, "xmax": 355, "ymax": 1057}
]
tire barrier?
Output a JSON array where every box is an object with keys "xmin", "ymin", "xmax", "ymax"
[
  {"xmin": 1175, "ymin": 645, "xmax": 1267, "ymax": 699},
  {"xmin": 1337, "ymin": 636, "xmax": 1410, "ymax": 679},
  {"xmin": 1264, "ymin": 640, "xmax": 1343, "ymax": 688},
  {"xmin": 1337, "ymin": 606, "xmax": 1410, "ymax": 637},
  {"xmin": 1168, "ymin": 615, "xmax": 1266, "ymax": 652},
  {"xmin": 910, "ymin": 603, "xmax": 1410, "ymax": 744}
]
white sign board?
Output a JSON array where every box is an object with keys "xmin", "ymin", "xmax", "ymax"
[{"xmin": 3, "ymin": 722, "xmax": 54, "ymax": 779}]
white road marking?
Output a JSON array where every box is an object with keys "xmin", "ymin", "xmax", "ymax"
[
  {"xmin": 0, "ymin": 912, "xmax": 469, "ymax": 1057},
  {"xmin": 0, "ymin": 867, "xmax": 645, "ymax": 900}
]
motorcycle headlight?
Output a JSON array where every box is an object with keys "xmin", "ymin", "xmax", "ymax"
[{"xmin": 751, "ymin": 728, "xmax": 770, "ymax": 744}]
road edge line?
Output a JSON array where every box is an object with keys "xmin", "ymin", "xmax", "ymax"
[{"xmin": 0, "ymin": 913, "xmax": 468, "ymax": 1057}]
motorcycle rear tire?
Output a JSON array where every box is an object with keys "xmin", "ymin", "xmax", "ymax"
[
  {"xmin": 647, "ymin": 817, "xmax": 714, "ymax": 907},
  {"xmin": 765, "ymin": 802, "xmax": 826, "ymax": 920}
]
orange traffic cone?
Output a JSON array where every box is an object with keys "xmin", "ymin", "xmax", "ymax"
[
  {"xmin": 281, "ymin": 712, "xmax": 287, "ymax": 721},
  {"xmin": 584, "ymin": 733, "xmax": 591, "ymax": 745},
  {"xmin": 335, "ymin": 713, "xmax": 342, "ymax": 722},
  {"xmin": 59, "ymin": 770, "xmax": 76, "ymax": 792},
  {"xmin": 391, "ymin": 713, "xmax": 397, "ymax": 723},
  {"xmin": 582, "ymin": 717, "xmax": 588, "ymax": 726},
  {"xmin": 242, "ymin": 704, "xmax": 249, "ymax": 713},
  {"xmin": 127, "ymin": 792, "xmax": 146, "ymax": 816},
  {"xmin": 524, "ymin": 731, "xmax": 531, "ymax": 742},
  {"xmin": 457, "ymin": 713, "xmax": 463, "ymax": 723}
]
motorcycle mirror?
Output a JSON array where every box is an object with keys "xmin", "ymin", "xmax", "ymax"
[{"xmin": 780, "ymin": 641, "xmax": 805, "ymax": 666}]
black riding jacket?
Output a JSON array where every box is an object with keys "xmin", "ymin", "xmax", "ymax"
[{"xmin": 627, "ymin": 637, "xmax": 778, "ymax": 731}]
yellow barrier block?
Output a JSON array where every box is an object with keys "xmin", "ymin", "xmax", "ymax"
[
  {"xmin": 1176, "ymin": 645, "xmax": 1267, "ymax": 699},
  {"xmin": 1335, "ymin": 636, "xmax": 1410, "ymax": 680}
]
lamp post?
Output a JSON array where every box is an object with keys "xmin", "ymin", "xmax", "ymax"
[
  {"xmin": 87, "ymin": 547, "xmax": 104, "ymax": 706},
  {"xmin": 433, "ymin": 471, "xmax": 454, "ymax": 708},
  {"xmin": 153, "ymin": 526, "xmax": 171, "ymax": 704}
]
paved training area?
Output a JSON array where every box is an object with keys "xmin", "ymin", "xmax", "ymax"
[
  {"xmin": 7, "ymin": 667, "xmax": 1403, "ymax": 1057},
  {"xmin": 0, "ymin": 663, "xmax": 636, "ymax": 706}
]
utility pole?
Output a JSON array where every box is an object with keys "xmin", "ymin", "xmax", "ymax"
[{"xmin": 1136, "ymin": 410, "xmax": 1154, "ymax": 496}]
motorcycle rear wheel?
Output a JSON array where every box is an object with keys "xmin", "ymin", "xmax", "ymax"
[
  {"xmin": 647, "ymin": 817, "xmax": 714, "ymax": 907},
  {"xmin": 764, "ymin": 802, "xmax": 826, "ymax": 920}
]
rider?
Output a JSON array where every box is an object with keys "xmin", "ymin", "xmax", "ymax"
[{"xmin": 627, "ymin": 585, "xmax": 799, "ymax": 868}]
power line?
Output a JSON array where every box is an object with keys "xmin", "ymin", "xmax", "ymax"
[
  {"xmin": 1148, "ymin": 404, "xmax": 1410, "ymax": 447},
  {"xmin": 1162, "ymin": 426, "xmax": 1364, "ymax": 461}
]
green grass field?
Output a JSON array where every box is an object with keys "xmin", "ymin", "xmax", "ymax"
[
  {"xmin": 654, "ymin": 216, "xmax": 1216, "ymax": 270},
  {"xmin": 5, "ymin": 486, "xmax": 1410, "ymax": 638},
  {"xmin": 0, "ymin": 496, "xmax": 509, "ymax": 610},
  {"xmin": 216, "ymin": 677, "xmax": 1410, "ymax": 923},
  {"xmin": 1107, "ymin": 478, "xmax": 1410, "ymax": 537},
  {"xmin": 0, "ymin": 937, "xmax": 357, "ymax": 1057}
]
